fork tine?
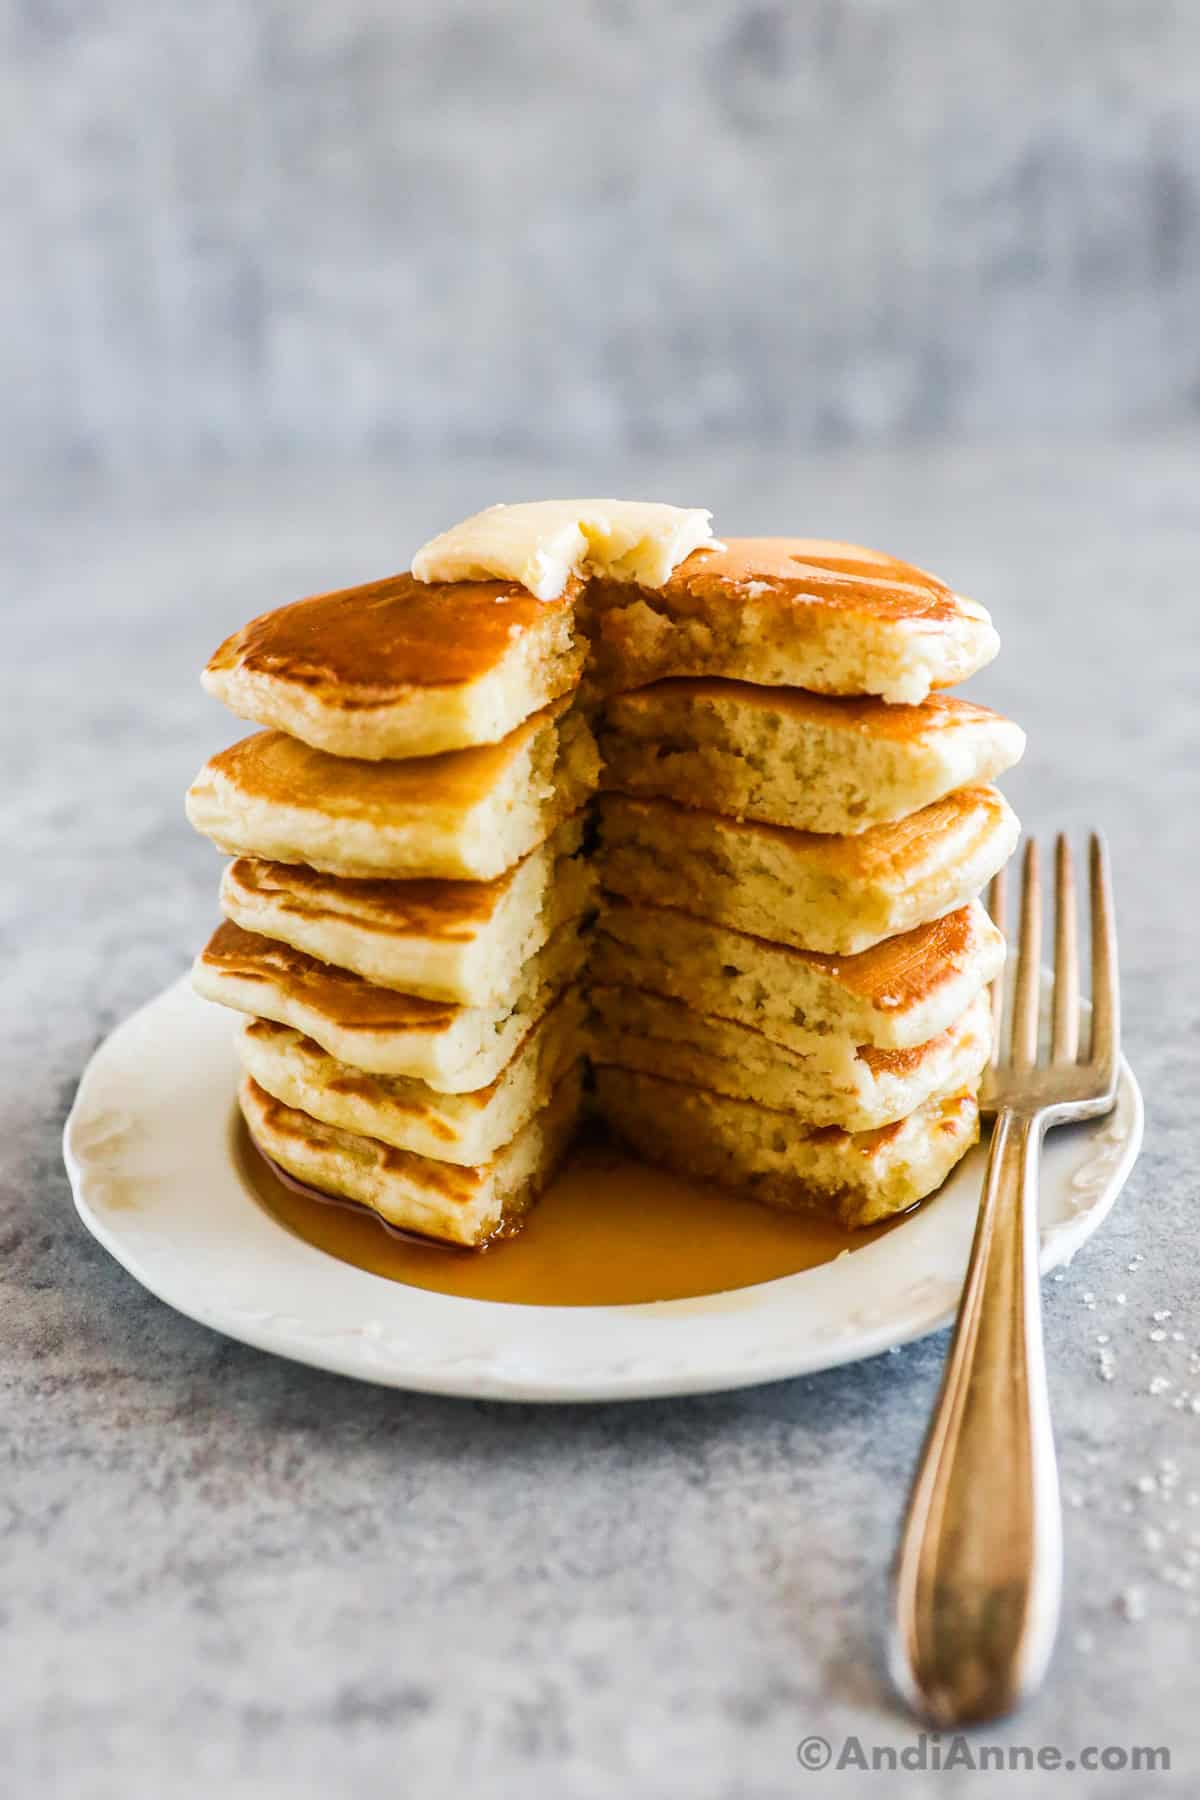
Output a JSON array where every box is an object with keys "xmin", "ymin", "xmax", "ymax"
[
  {"xmin": 987, "ymin": 864, "xmax": 1007, "ymax": 1065},
  {"xmin": 1011, "ymin": 838, "xmax": 1042, "ymax": 1069},
  {"xmin": 1051, "ymin": 835, "xmax": 1080, "ymax": 1061},
  {"xmin": 1088, "ymin": 832, "xmax": 1119, "ymax": 1085}
]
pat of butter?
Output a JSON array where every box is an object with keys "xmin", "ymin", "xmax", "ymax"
[{"xmin": 411, "ymin": 500, "xmax": 719, "ymax": 601}]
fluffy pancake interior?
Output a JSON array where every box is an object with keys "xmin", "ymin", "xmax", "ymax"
[
  {"xmin": 598, "ymin": 786, "xmax": 1019, "ymax": 955},
  {"xmin": 580, "ymin": 538, "xmax": 998, "ymax": 706},
  {"xmin": 591, "ymin": 897, "xmax": 1004, "ymax": 1052},
  {"xmin": 599, "ymin": 678, "xmax": 1024, "ymax": 835},
  {"xmin": 589, "ymin": 986, "xmax": 992, "ymax": 1132},
  {"xmin": 594, "ymin": 1067, "xmax": 980, "ymax": 1227}
]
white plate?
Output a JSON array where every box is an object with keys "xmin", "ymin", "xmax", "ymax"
[{"xmin": 64, "ymin": 978, "xmax": 1143, "ymax": 1403}]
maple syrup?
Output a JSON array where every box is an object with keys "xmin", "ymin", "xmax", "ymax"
[{"xmin": 235, "ymin": 1117, "xmax": 909, "ymax": 1308}]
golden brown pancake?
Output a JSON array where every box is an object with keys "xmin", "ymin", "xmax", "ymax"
[
  {"xmin": 203, "ymin": 570, "xmax": 585, "ymax": 758},
  {"xmin": 238, "ymin": 987, "xmax": 585, "ymax": 1165},
  {"xmin": 186, "ymin": 700, "xmax": 599, "ymax": 882},
  {"xmin": 599, "ymin": 678, "xmax": 1024, "ymax": 834},
  {"xmin": 583, "ymin": 537, "xmax": 998, "ymax": 705},
  {"xmin": 598, "ymin": 786, "xmax": 1018, "ymax": 953},
  {"xmin": 198, "ymin": 537, "xmax": 994, "ymax": 762},
  {"xmin": 193, "ymin": 918, "xmax": 589, "ymax": 1090},
  {"xmin": 595, "ymin": 1069, "xmax": 980, "ymax": 1227},
  {"xmin": 219, "ymin": 815, "xmax": 596, "ymax": 1007},
  {"xmin": 240, "ymin": 1065, "xmax": 584, "ymax": 1248},
  {"xmin": 591, "ymin": 897, "xmax": 1005, "ymax": 1053},
  {"xmin": 589, "ymin": 986, "xmax": 991, "ymax": 1132}
]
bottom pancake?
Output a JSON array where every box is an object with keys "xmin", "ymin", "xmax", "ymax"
[
  {"xmin": 238, "ymin": 989, "xmax": 585, "ymax": 1166},
  {"xmin": 240, "ymin": 1065, "xmax": 584, "ymax": 1248},
  {"xmin": 593, "ymin": 1068, "xmax": 980, "ymax": 1228}
]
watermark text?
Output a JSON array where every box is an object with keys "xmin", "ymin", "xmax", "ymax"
[{"xmin": 796, "ymin": 1733, "xmax": 1170, "ymax": 1775}]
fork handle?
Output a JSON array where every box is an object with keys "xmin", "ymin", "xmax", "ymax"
[{"xmin": 889, "ymin": 1108, "xmax": 1062, "ymax": 1724}]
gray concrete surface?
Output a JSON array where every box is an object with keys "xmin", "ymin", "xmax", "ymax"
[
  {"xmin": 4, "ymin": 438, "xmax": 1199, "ymax": 1797},
  {"xmin": 7, "ymin": 2, "xmax": 1200, "ymax": 470}
]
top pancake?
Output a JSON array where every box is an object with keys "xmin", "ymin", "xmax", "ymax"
[
  {"xmin": 203, "ymin": 571, "xmax": 584, "ymax": 760},
  {"xmin": 583, "ymin": 538, "xmax": 999, "ymax": 707},
  {"xmin": 200, "ymin": 538, "xmax": 998, "ymax": 757}
]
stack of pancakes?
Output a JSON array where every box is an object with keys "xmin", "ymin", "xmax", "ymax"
[{"xmin": 188, "ymin": 531, "xmax": 1023, "ymax": 1244}]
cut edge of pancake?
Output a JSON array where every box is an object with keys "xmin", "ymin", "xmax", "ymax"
[
  {"xmin": 240, "ymin": 1065, "xmax": 584, "ymax": 1247},
  {"xmin": 580, "ymin": 540, "xmax": 1000, "ymax": 706},
  {"xmin": 589, "ymin": 986, "xmax": 992, "ymax": 1132},
  {"xmin": 591, "ymin": 897, "xmax": 1005, "ymax": 1051},
  {"xmin": 203, "ymin": 578, "xmax": 584, "ymax": 759},
  {"xmin": 220, "ymin": 814, "xmax": 598, "ymax": 1006},
  {"xmin": 193, "ymin": 918, "xmax": 590, "ymax": 1090},
  {"xmin": 187, "ymin": 704, "xmax": 600, "ymax": 882},
  {"xmin": 599, "ymin": 678, "xmax": 1025, "ymax": 835},
  {"xmin": 597, "ymin": 787, "xmax": 1019, "ymax": 954},
  {"xmin": 594, "ymin": 1066, "xmax": 981, "ymax": 1228},
  {"xmin": 238, "ymin": 987, "xmax": 586, "ymax": 1166}
]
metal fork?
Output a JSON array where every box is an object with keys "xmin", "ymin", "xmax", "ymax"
[{"xmin": 889, "ymin": 834, "xmax": 1120, "ymax": 1725}]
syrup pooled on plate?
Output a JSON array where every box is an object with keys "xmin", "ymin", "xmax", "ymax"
[{"xmin": 236, "ymin": 1118, "xmax": 908, "ymax": 1308}]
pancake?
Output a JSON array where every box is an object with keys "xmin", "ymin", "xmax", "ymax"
[
  {"xmin": 238, "ymin": 989, "xmax": 585, "ymax": 1165},
  {"xmin": 193, "ymin": 919, "xmax": 588, "ymax": 1090},
  {"xmin": 582, "ymin": 538, "xmax": 998, "ymax": 705},
  {"xmin": 186, "ymin": 700, "xmax": 599, "ymax": 882},
  {"xmin": 594, "ymin": 1070, "xmax": 980, "ymax": 1227},
  {"xmin": 589, "ymin": 987, "xmax": 992, "ymax": 1133},
  {"xmin": 599, "ymin": 679, "xmax": 1025, "ymax": 835},
  {"xmin": 598, "ymin": 787, "xmax": 1018, "ymax": 955},
  {"xmin": 202, "ymin": 571, "xmax": 585, "ymax": 758},
  {"xmin": 220, "ymin": 815, "xmax": 596, "ymax": 1007},
  {"xmin": 590, "ymin": 898, "xmax": 1005, "ymax": 1053},
  {"xmin": 200, "ymin": 536, "xmax": 995, "ymax": 765},
  {"xmin": 240, "ymin": 1066, "xmax": 583, "ymax": 1248}
]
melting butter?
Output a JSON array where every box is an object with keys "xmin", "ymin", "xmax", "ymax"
[{"xmin": 411, "ymin": 499, "xmax": 718, "ymax": 601}]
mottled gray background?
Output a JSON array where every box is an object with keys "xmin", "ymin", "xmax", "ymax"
[
  {"xmin": 8, "ymin": 8, "xmax": 1200, "ymax": 1798},
  {"xmin": 8, "ymin": 0, "xmax": 1200, "ymax": 473}
]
